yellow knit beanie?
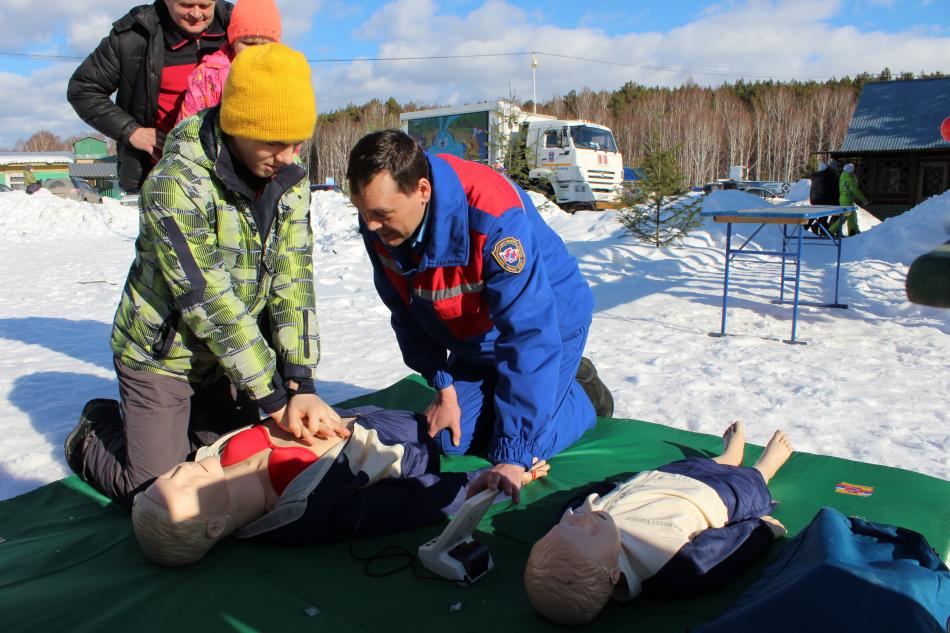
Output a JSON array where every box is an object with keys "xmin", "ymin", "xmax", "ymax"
[{"xmin": 220, "ymin": 43, "xmax": 316, "ymax": 142}]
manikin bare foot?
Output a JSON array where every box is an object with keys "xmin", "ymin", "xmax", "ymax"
[
  {"xmin": 713, "ymin": 421, "xmax": 745, "ymax": 467},
  {"xmin": 753, "ymin": 430, "xmax": 793, "ymax": 484},
  {"xmin": 522, "ymin": 458, "xmax": 551, "ymax": 485}
]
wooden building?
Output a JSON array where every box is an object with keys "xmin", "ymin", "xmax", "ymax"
[{"xmin": 831, "ymin": 77, "xmax": 950, "ymax": 220}]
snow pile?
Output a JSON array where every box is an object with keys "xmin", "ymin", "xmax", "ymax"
[
  {"xmin": 785, "ymin": 178, "xmax": 811, "ymax": 201},
  {"xmin": 848, "ymin": 190, "xmax": 950, "ymax": 265},
  {"xmin": 700, "ymin": 189, "xmax": 772, "ymax": 214},
  {"xmin": 0, "ymin": 189, "xmax": 138, "ymax": 241},
  {"xmin": 309, "ymin": 190, "xmax": 361, "ymax": 250}
]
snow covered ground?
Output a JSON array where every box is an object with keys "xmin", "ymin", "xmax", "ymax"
[{"xmin": 0, "ymin": 185, "xmax": 947, "ymax": 501}]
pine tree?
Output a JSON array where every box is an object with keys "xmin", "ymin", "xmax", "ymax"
[
  {"xmin": 616, "ymin": 144, "xmax": 703, "ymax": 247},
  {"xmin": 489, "ymin": 99, "xmax": 538, "ymax": 193}
]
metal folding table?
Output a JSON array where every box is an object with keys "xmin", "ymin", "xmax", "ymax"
[{"xmin": 701, "ymin": 205, "xmax": 856, "ymax": 344}]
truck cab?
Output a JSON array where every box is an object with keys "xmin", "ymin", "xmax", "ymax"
[{"xmin": 515, "ymin": 119, "xmax": 622, "ymax": 209}]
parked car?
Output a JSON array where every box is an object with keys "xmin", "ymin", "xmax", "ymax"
[{"xmin": 42, "ymin": 177, "xmax": 103, "ymax": 203}]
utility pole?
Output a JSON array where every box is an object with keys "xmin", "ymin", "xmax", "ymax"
[{"xmin": 531, "ymin": 51, "xmax": 538, "ymax": 113}]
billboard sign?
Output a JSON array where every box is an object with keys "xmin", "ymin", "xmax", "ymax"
[{"xmin": 407, "ymin": 111, "xmax": 490, "ymax": 163}]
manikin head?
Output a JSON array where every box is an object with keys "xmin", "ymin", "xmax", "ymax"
[
  {"xmin": 524, "ymin": 509, "xmax": 623, "ymax": 625},
  {"xmin": 220, "ymin": 43, "xmax": 315, "ymax": 178},
  {"xmin": 844, "ymin": 163, "xmax": 856, "ymax": 174},
  {"xmin": 817, "ymin": 161, "xmax": 827, "ymax": 171},
  {"xmin": 347, "ymin": 130, "xmax": 432, "ymax": 247},
  {"xmin": 131, "ymin": 457, "xmax": 236, "ymax": 567}
]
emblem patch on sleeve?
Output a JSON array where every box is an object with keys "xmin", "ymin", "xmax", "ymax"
[{"xmin": 492, "ymin": 237, "xmax": 526, "ymax": 273}]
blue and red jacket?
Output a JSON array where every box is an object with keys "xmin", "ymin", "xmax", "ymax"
[{"xmin": 360, "ymin": 153, "xmax": 593, "ymax": 467}]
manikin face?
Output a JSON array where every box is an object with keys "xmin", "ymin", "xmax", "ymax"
[
  {"xmin": 147, "ymin": 456, "xmax": 230, "ymax": 525},
  {"xmin": 229, "ymin": 137, "xmax": 299, "ymax": 178},
  {"xmin": 553, "ymin": 510, "xmax": 622, "ymax": 570},
  {"xmin": 164, "ymin": 0, "xmax": 216, "ymax": 36},
  {"xmin": 351, "ymin": 171, "xmax": 430, "ymax": 247},
  {"xmin": 232, "ymin": 35, "xmax": 275, "ymax": 54}
]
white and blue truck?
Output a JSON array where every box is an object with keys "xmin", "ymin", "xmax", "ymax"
[{"xmin": 400, "ymin": 100, "xmax": 624, "ymax": 210}]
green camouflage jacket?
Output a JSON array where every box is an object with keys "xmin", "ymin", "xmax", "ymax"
[{"xmin": 111, "ymin": 108, "xmax": 318, "ymax": 412}]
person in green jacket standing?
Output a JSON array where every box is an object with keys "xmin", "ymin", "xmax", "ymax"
[
  {"xmin": 830, "ymin": 163, "xmax": 868, "ymax": 236},
  {"xmin": 64, "ymin": 43, "xmax": 345, "ymax": 507},
  {"xmin": 22, "ymin": 165, "xmax": 40, "ymax": 193}
]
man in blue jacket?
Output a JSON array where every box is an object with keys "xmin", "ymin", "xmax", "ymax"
[{"xmin": 346, "ymin": 129, "xmax": 610, "ymax": 501}]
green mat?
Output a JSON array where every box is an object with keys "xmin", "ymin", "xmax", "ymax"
[{"xmin": 1, "ymin": 375, "xmax": 947, "ymax": 632}]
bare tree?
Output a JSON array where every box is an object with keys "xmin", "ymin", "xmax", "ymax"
[
  {"xmin": 14, "ymin": 131, "xmax": 68, "ymax": 152},
  {"xmin": 810, "ymin": 86, "xmax": 835, "ymax": 155},
  {"xmin": 714, "ymin": 90, "xmax": 754, "ymax": 177},
  {"xmin": 311, "ymin": 117, "xmax": 366, "ymax": 188},
  {"xmin": 827, "ymin": 89, "xmax": 857, "ymax": 152}
]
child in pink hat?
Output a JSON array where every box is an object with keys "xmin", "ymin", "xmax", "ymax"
[{"xmin": 177, "ymin": 0, "xmax": 282, "ymax": 123}]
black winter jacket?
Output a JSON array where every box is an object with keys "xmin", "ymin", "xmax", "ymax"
[
  {"xmin": 809, "ymin": 168, "xmax": 840, "ymax": 206},
  {"xmin": 66, "ymin": 1, "xmax": 232, "ymax": 192}
]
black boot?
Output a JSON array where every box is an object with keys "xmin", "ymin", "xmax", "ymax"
[
  {"xmin": 64, "ymin": 398, "xmax": 120, "ymax": 479},
  {"xmin": 576, "ymin": 357, "xmax": 614, "ymax": 418}
]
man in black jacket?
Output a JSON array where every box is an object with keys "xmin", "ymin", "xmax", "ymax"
[
  {"xmin": 67, "ymin": 1, "xmax": 232, "ymax": 192},
  {"xmin": 807, "ymin": 160, "xmax": 842, "ymax": 235}
]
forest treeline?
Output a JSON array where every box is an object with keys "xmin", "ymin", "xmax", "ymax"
[
  {"xmin": 305, "ymin": 69, "xmax": 944, "ymax": 188},
  {"xmin": 9, "ymin": 69, "xmax": 943, "ymax": 190}
]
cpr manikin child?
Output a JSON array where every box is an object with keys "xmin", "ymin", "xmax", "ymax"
[
  {"xmin": 132, "ymin": 406, "xmax": 549, "ymax": 567},
  {"xmin": 524, "ymin": 422, "xmax": 792, "ymax": 625}
]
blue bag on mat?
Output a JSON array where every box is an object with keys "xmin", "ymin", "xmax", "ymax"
[{"xmin": 694, "ymin": 506, "xmax": 950, "ymax": 633}]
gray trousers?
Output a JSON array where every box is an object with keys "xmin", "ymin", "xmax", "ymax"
[{"xmin": 81, "ymin": 358, "xmax": 261, "ymax": 507}]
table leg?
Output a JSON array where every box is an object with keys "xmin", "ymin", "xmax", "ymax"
[
  {"xmin": 787, "ymin": 225, "xmax": 805, "ymax": 344},
  {"xmin": 779, "ymin": 224, "xmax": 789, "ymax": 303},
  {"xmin": 833, "ymin": 225, "xmax": 844, "ymax": 306},
  {"xmin": 719, "ymin": 222, "xmax": 733, "ymax": 336}
]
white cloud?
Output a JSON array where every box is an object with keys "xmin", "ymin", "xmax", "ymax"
[
  {"xmin": 276, "ymin": 0, "xmax": 326, "ymax": 41},
  {"xmin": 0, "ymin": 1, "xmax": 131, "ymax": 50},
  {"xmin": 67, "ymin": 15, "xmax": 116, "ymax": 51},
  {"xmin": 311, "ymin": 0, "xmax": 950, "ymax": 112},
  {"xmin": 0, "ymin": 65, "xmax": 93, "ymax": 148},
  {"xmin": 3, "ymin": 0, "xmax": 950, "ymax": 147}
]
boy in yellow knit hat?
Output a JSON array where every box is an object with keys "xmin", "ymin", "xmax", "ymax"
[{"xmin": 65, "ymin": 43, "xmax": 346, "ymax": 509}]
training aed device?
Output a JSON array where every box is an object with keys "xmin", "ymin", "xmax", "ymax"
[{"xmin": 417, "ymin": 488, "xmax": 500, "ymax": 584}]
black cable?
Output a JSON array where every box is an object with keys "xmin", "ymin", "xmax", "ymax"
[
  {"xmin": 0, "ymin": 48, "xmax": 845, "ymax": 80},
  {"xmin": 333, "ymin": 486, "xmax": 458, "ymax": 583}
]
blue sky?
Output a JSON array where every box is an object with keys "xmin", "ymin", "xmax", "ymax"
[{"xmin": 0, "ymin": 0, "xmax": 947, "ymax": 146}]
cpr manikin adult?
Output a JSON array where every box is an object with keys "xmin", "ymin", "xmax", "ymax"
[
  {"xmin": 132, "ymin": 406, "xmax": 549, "ymax": 566},
  {"xmin": 524, "ymin": 422, "xmax": 792, "ymax": 625}
]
